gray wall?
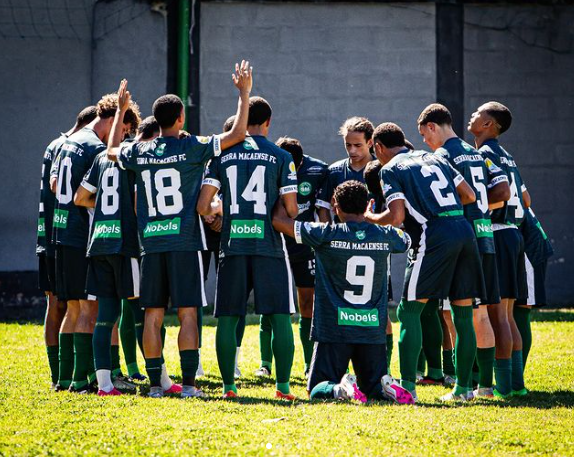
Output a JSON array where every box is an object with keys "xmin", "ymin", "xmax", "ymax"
[
  {"xmin": 0, "ymin": 0, "xmax": 166, "ymax": 271},
  {"xmin": 464, "ymin": 4, "xmax": 574, "ymax": 303}
]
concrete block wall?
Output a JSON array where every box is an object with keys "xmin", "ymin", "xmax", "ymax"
[{"xmin": 464, "ymin": 4, "xmax": 574, "ymax": 303}]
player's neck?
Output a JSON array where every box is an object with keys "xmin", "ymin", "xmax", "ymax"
[
  {"xmin": 91, "ymin": 118, "xmax": 111, "ymax": 143},
  {"xmin": 339, "ymin": 214, "xmax": 365, "ymax": 223},
  {"xmin": 349, "ymin": 154, "xmax": 371, "ymax": 171},
  {"xmin": 440, "ymin": 130, "xmax": 458, "ymax": 147},
  {"xmin": 247, "ymin": 125, "xmax": 267, "ymax": 136},
  {"xmin": 474, "ymin": 132, "xmax": 498, "ymax": 149},
  {"xmin": 160, "ymin": 126, "xmax": 180, "ymax": 138}
]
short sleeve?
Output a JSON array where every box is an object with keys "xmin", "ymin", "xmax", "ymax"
[
  {"xmin": 202, "ymin": 156, "xmax": 222, "ymax": 190},
  {"xmin": 118, "ymin": 142, "xmax": 138, "ymax": 171},
  {"xmin": 50, "ymin": 149, "xmax": 62, "ymax": 178},
  {"xmin": 379, "ymin": 167, "xmax": 405, "ymax": 204},
  {"xmin": 294, "ymin": 221, "xmax": 330, "ymax": 248},
  {"xmin": 183, "ymin": 134, "xmax": 222, "ymax": 165},
  {"xmin": 484, "ymin": 156, "xmax": 509, "ymax": 189},
  {"xmin": 316, "ymin": 172, "xmax": 334, "ymax": 210},
  {"xmin": 279, "ymin": 155, "xmax": 298, "ymax": 195},
  {"xmin": 388, "ymin": 227, "xmax": 411, "ymax": 254},
  {"xmin": 81, "ymin": 158, "xmax": 100, "ymax": 194}
]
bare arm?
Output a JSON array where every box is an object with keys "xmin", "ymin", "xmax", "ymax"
[
  {"xmin": 522, "ymin": 189, "xmax": 531, "ymax": 209},
  {"xmin": 272, "ymin": 200, "xmax": 296, "ymax": 238},
  {"xmin": 364, "ymin": 199, "xmax": 405, "ymax": 227},
  {"xmin": 197, "ymin": 184, "xmax": 220, "ymax": 216},
  {"xmin": 282, "ymin": 192, "xmax": 299, "ymax": 219},
  {"xmin": 456, "ymin": 179, "xmax": 476, "ymax": 205},
  {"xmin": 50, "ymin": 176, "xmax": 57, "ymax": 194},
  {"xmin": 219, "ymin": 61, "xmax": 253, "ymax": 151},
  {"xmin": 317, "ymin": 207, "xmax": 331, "ymax": 223},
  {"xmin": 74, "ymin": 186, "xmax": 96, "ymax": 208},
  {"xmin": 488, "ymin": 181, "xmax": 510, "ymax": 205},
  {"xmin": 107, "ymin": 79, "xmax": 130, "ymax": 162}
]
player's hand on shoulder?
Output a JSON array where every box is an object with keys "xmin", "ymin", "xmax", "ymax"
[
  {"xmin": 179, "ymin": 130, "xmax": 191, "ymax": 139},
  {"xmin": 232, "ymin": 60, "xmax": 253, "ymax": 94}
]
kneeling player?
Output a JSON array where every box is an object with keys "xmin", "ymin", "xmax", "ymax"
[{"xmin": 273, "ymin": 181, "xmax": 414, "ymax": 404}]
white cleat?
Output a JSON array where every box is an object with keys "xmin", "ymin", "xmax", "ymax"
[
  {"xmin": 113, "ymin": 376, "xmax": 136, "ymax": 392},
  {"xmin": 196, "ymin": 358, "xmax": 205, "ymax": 378},
  {"xmin": 148, "ymin": 386, "xmax": 164, "ymax": 398},
  {"xmin": 440, "ymin": 390, "xmax": 474, "ymax": 402},
  {"xmin": 181, "ymin": 386, "xmax": 207, "ymax": 398},
  {"xmin": 381, "ymin": 375, "xmax": 415, "ymax": 405},
  {"xmin": 473, "ymin": 387, "xmax": 494, "ymax": 398},
  {"xmin": 254, "ymin": 366, "xmax": 271, "ymax": 377},
  {"xmin": 334, "ymin": 374, "xmax": 367, "ymax": 403}
]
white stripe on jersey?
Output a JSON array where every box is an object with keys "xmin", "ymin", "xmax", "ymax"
[
  {"xmin": 198, "ymin": 214, "xmax": 207, "ymax": 251},
  {"xmin": 525, "ymin": 254, "xmax": 536, "ymax": 306},
  {"xmin": 197, "ymin": 251, "xmax": 208, "ymax": 307},
  {"xmin": 131, "ymin": 257, "xmax": 140, "ymax": 298},
  {"xmin": 280, "ymin": 233, "xmax": 296, "ymax": 314},
  {"xmin": 407, "ymin": 223, "xmax": 427, "ymax": 301}
]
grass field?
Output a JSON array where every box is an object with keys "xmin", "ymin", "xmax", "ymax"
[{"xmin": 1, "ymin": 310, "xmax": 573, "ymax": 456}]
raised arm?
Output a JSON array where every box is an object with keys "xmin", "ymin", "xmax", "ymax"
[
  {"xmin": 107, "ymin": 79, "xmax": 131, "ymax": 162},
  {"xmin": 219, "ymin": 61, "xmax": 253, "ymax": 151}
]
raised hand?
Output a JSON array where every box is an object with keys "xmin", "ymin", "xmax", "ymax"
[
  {"xmin": 117, "ymin": 79, "xmax": 131, "ymax": 112},
  {"xmin": 232, "ymin": 60, "xmax": 253, "ymax": 94}
]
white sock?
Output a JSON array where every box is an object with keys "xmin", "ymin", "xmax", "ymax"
[
  {"xmin": 96, "ymin": 369, "xmax": 114, "ymax": 393},
  {"xmin": 235, "ymin": 347, "xmax": 241, "ymax": 369},
  {"xmin": 161, "ymin": 363, "xmax": 173, "ymax": 390}
]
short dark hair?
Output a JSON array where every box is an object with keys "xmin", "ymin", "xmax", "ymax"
[
  {"xmin": 484, "ymin": 101, "xmax": 513, "ymax": 134},
  {"xmin": 138, "ymin": 116, "xmax": 160, "ymax": 140},
  {"xmin": 373, "ymin": 122, "xmax": 406, "ymax": 148},
  {"xmin": 223, "ymin": 115, "xmax": 236, "ymax": 133},
  {"xmin": 248, "ymin": 96, "xmax": 272, "ymax": 126},
  {"xmin": 417, "ymin": 103, "xmax": 452, "ymax": 126},
  {"xmin": 339, "ymin": 116, "xmax": 374, "ymax": 141},
  {"xmin": 405, "ymin": 139, "xmax": 415, "ymax": 151},
  {"xmin": 363, "ymin": 161, "xmax": 383, "ymax": 197},
  {"xmin": 333, "ymin": 180, "xmax": 369, "ymax": 215},
  {"xmin": 152, "ymin": 94, "xmax": 184, "ymax": 128},
  {"xmin": 276, "ymin": 137, "xmax": 303, "ymax": 168},
  {"xmin": 76, "ymin": 106, "xmax": 97, "ymax": 127}
]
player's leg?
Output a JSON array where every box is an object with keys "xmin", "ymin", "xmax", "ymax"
[
  {"xmin": 386, "ymin": 315, "xmax": 393, "ymax": 375},
  {"xmin": 308, "ymin": 343, "xmax": 358, "ymax": 401},
  {"xmin": 439, "ymin": 303, "xmax": 456, "ymax": 383},
  {"xmin": 234, "ymin": 314, "xmax": 246, "ymax": 378},
  {"xmin": 291, "ymin": 258, "xmax": 316, "ymax": 376},
  {"xmin": 56, "ymin": 300, "xmax": 79, "ymax": 390},
  {"xmin": 214, "ymin": 255, "xmax": 250, "ymax": 397},
  {"xmin": 71, "ymin": 297, "xmax": 98, "ymax": 392},
  {"xmin": 111, "ymin": 322, "xmax": 121, "ymax": 377},
  {"xmin": 419, "ymin": 299, "xmax": 444, "ymax": 384},
  {"xmin": 256, "ymin": 314, "xmax": 273, "ymax": 376},
  {"xmin": 119, "ymin": 299, "xmax": 142, "ymax": 378},
  {"xmin": 254, "ymin": 256, "xmax": 295, "ymax": 399},
  {"xmin": 93, "ymin": 297, "xmax": 121, "ymax": 394}
]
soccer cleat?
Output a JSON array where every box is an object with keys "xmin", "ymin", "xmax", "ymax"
[
  {"xmin": 443, "ymin": 375, "xmax": 456, "ymax": 386},
  {"xmin": 275, "ymin": 390, "xmax": 296, "ymax": 401},
  {"xmin": 234, "ymin": 366, "xmax": 242, "ymax": 379},
  {"xmin": 254, "ymin": 366, "xmax": 271, "ymax": 377},
  {"xmin": 68, "ymin": 382, "xmax": 98, "ymax": 394},
  {"xmin": 129, "ymin": 373, "xmax": 147, "ymax": 382},
  {"xmin": 473, "ymin": 387, "xmax": 494, "ymax": 398},
  {"xmin": 335, "ymin": 374, "xmax": 367, "ymax": 403},
  {"xmin": 54, "ymin": 383, "xmax": 69, "ymax": 392},
  {"xmin": 512, "ymin": 388, "xmax": 528, "ymax": 397},
  {"xmin": 97, "ymin": 388, "xmax": 122, "ymax": 396},
  {"xmin": 440, "ymin": 390, "xmax": 474, "ymax": 402},
  {"xmin": 304, "ymin": 369, "xmax": 310, "ymax": 379},
  {"xmin": 113, "ymin": 376, "xmax": 136, "ymax": 392},
  {"xmin": 416, "ymin": 372, "xmax": 424, "ymax": 382},
  {"xmin": 223, "ymin": 390, "xmax": 238, "ymax": 399},
  {"xmin": 181, "ymin": 386, "xmax": 207, "ymax": 398},
  {"xmin": 381, "ymin": 375, "xmax": 415, "ymax": 405},
  {"xmin": 163, "ymin": 383, "xmax": 182, "ymax": 394},
  {"xmin": 196, "ymin": 359, "xmax": 205, "ymax": 378},
  {"xmin": 417, "ymin": 376, "xmax": 445, "ymax": 386},
  {"xmin": 148, "ymin": 386, "xmax": 164, "ymax": 398},
  {"xmin": 493, "ymin": 388, "xmax": 512, "ymax": 400}
]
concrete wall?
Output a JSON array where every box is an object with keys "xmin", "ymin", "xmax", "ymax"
[
  {"xmin": 0, "ymin": 0, "xmax": 166, "ymax": 272},
  {"xmin": 464, "ymin": 4, "xmax": 574, "ymax": 303},
  {"xmin": 200, "ymin": 2, "xmax": 437, "ymax": 298}
]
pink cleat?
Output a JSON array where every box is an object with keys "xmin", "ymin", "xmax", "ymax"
[
  {"xmin": 97, "ymin": 388, "xmax": 122, "ymax": 396},
  {"xmin": 164, "ymin": 383, "xmax": 182, "ymax": 394},
  {"xmin": 336, "ymin": 374, "xmax": 367, "ymax": 403},
  {"xmin": 381, "ymin": 375, "xmax": 415, "ymax": 404}
]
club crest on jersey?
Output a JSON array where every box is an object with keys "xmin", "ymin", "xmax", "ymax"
[
  {"xmin": 155, "ymin": 143, "xmax": 167, "ymax": 157},
  {"xmin": 355, "ymin": 230, "xmax": 366, "ymax": 241},
  {"xmin": 382, "ymin": 183, "xmax": 392, "ymax": 193},
  {"xmin": 243, "ymin": 137, "xmax": 259, "ymax": 151},
  {"xmin": 289, "ymin": 162, "xmax": 297, "ymax": 173},
  {"xmin": 298, "ymin": 181, "xmax": 312, "ymax": 196}
]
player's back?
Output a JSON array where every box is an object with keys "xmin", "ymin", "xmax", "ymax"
[
  {"xmin": 210, "ymin": 135, "xmax": 297, "ymax": 258},
  {"xmin": 51, "ymin": 127, "xmax": 105, "ymax": 248},
  {"xmin": 380, "ymin": 149, "xmax": 464, "ymax": 225}
]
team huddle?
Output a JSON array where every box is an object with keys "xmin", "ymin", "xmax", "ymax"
[{"xmin": 37, "ymin": 62, "xmax": 552, "ymax": 403}]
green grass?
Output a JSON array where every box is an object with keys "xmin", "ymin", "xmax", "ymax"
[{"xmin": 1, "ymin": 310, "xmax": 574, "ymax": 456}]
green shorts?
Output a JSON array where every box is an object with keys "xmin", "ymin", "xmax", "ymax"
[
  {"xmin": 140, "ymin": 251, "xmax": 206, "ymax": 308},
  {"xmin": 214, "ymin": 255, "xmax": 295, "ymax": 317},
  {"xmin": 402, "ymin": 217, "xmax": 485, "ymax": 302},
  {"xmin": 493, "ymin": 227, "xmax": 527, "ymax": 301}
]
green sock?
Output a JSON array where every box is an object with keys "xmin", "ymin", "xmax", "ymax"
[
  {"xmin": 513, "ymin": 307, "xmax": 532, "ymax": 369},
  {"xmin": 128, "ymin": 299, "xmax": 145, "ymax": 360},
  {"xmin": 310, "ymin": 381, "xmax": 336, "ymax": 399},
  {"xmin": 93, "ymin": 297, "xmax": 120, "ymax": 373},
  {"xmin": 396, "ymin": 300, "xmax": 425, "ymax": 392},
  {"xmin": 120, "ymin": 299, "xmax": 139, "ymax": 376},
  {"xmin": 160, "ymin": 324, "xmax": 166, "ymax": 365},
  {"xmin": 111, "ymin": 345, "xmax": 121, "ymax": 377},
  {"xmin": 236, "ymin": 315, "xmax": 246, "ymax": 347},
  {"xmin": 417, "ymin": 349, "xmax": 426, "ymax": 375},
  {"xmin": 72, "ymin": 333, "xmax": 93, "ymax": 389},
  {"xmin": 442, "ymin": 349, "xmax": 455, "ymax": 377},
  {"xmin": 47, "ymin": 345, "xmax": 59, "ymax": 384},
  {"xmin": 58, "ymin": 333, "xmax": 74, "ymax": 388},
  {"xmin": 477, "ymin": 347, "xmax": 495, "ymax": 389},
  {"xmin": 270, "ymin": 314, "xmax": 294, "ymax": 394},
  {"xmin": 145, "ymin": 357, "xmax": 162, "ymax": 388},
  {"xmin": 299, "ymin": 317, "xmax": 313, "ymax": 371},
  {"xmin": 511, "ymin": 350, "xmax": 525, "ymax": 391},
  {"xmin": 472, "ymin": 357, "xmax": 480, "ymax": 386},
  {"xmin": 450, "ymin": 305, "xmax": 476, "ymax": 390},
  {"xmin": 420, "ymin": 299, "xmax": 443, "ymax": 379},
  {"xmin": 216, "ymin": 316, "xmax": 240, "ymax": 391},
  {"xmin": 494, "ymin": 358, "xmax": 512, "ymax": 396},
  {"xmin": 259, "ymin": 314, "xmax": 273, "ymax": 369},
  {"xmin": 180, "ymin": 349, "xmax": 199, "ymax": 386},
  {"xmin": 386, "ymin": 333, "xmax": 393, "ymax": 374}
]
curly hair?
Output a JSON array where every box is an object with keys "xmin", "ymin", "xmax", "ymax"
[
  {"xmin": 333, "ymin": 180, "xmax": 369, "ymax": 215},
  {"xmin": 97, "ymin": 93, "xmax": 141, "ymax": 134},
  {"xmin": 338, "ymin": 116, "xmax": 374, "ymax": 141}
]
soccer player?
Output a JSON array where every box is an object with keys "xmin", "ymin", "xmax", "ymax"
[
  {"xmin": 515, "ymin": 208, "xmax": 553, "ymax": 369},
  {"xmin": 197, "ymin": 96, "xmax": 299, "ymax": 399},
  {"xmin": 316, "ymin": 117, "xmax": 375, "ymax": 223},
  {"xmin": 272, "ymin": 180, "xmax": 414, "ymax": 404},
  {"xmin": 417, "ymin": 103, "xmax": 511, "ymax": 396},
  {"xmin": 50, "ymin": 95, "xmax": 139, "ymax": 393},
  {"xmin": 366, "ymin": 122, "xmax": 484, "ymax": 402},
  {"xmin": 469, "ymin": 101, "xmax": 530, "ymax": 398},
  {"xmin": 255, "ymin": 137, "xmax": 328, "ymax": 378},
  {"xmin": 107, "ymin": 63, "xmax": 252, "ymax": 398},
  {"xmin": 37, "ymin": 106, "xmax": 97, "ymax": 388}
]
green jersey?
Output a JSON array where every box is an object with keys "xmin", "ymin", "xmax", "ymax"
[
  {"xmin": 437, "ymin": 137, "xmax": 507, "ymax": 254},
  {"xmin": 520, "ymin": 208, "xmax": 553, "ymax": 266},
  {"xmin": 295, "ymin": 220, "xmax": 411, "ymax": 344},
  {"xmin": 50, "ymin": 127, "xmax": 106, "ymax": 248},
  {"xmin": 203, "ymin": 135, "xmax": 297, "ymax": 258},
  {"xmin": 118, "ymin": 134, "xmax": 221, "ymax": 255},
  {"xmin": 37, "ymin": 133, "xmax": 67, "ymax": 256},
  {"xmin": 380, "ymin": 149, "xmax": 465, "ymax": 225},
  {"xmin": 82, "ymin": 151, "xmax": 139, "ymax": 257},
  {"xmin": 479, "ymin": 139, "xmax": 527, "ymax": 227}
]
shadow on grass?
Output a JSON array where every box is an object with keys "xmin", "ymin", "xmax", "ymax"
[{"xmin": 530, "ymin": 309, "xmax": 574, "ymax": 322}]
